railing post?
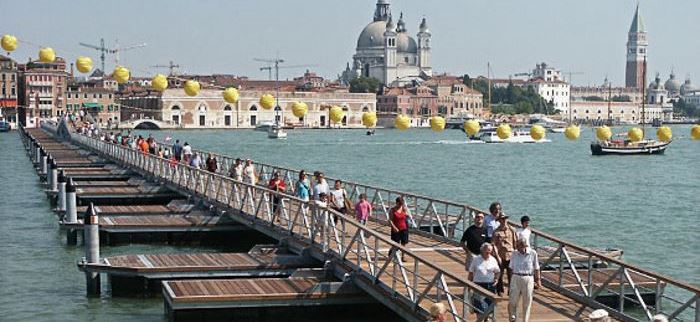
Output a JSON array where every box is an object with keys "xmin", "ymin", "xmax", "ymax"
[
  {"xmin": 56, "ymin": 170, "xmax": 67, "ymax": 212},
  {"xmin": 619, "ymin": 268, "xmax": 625, "ymax": 313},
  {"xmin": 48, "ymin": 157, "xmax": 58, "ymax": 192}
]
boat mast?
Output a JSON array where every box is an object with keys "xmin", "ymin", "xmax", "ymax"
[
  {"xmin": 641, "ymin": 56, "xmax": 646, "ymax": 127},
  {"xmin": 607, "ymin": 82, "xmax": 612, "ymax": 125},
  {"xmin": 487, "ymin": 62, "xmax": 492, "ymax": 112}
]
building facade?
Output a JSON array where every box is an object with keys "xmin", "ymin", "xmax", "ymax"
[
  {"xmin": 347, "ymin": 0, "xmax": 432, "ymax": 86},
  {"xmin": 65, "ymin": 83, "xmax": 119, "ymax": 127},
  {"xmin": 118, "ymin": 88, "xmax": 376, "ymax": 129},
  {"xmin": 0, "ymin": 55, "xmax": 18, "ymax": 126},
  {"xmin": 570, "ymin": 101, "xmax": 671, "ymax": 124},
  {"xmin": 17, "ymin": 58, "xmax": 68, "ymax": 127},
  {"xmin": 625, "ymin": 5, "xmax": 647, "ymax": 89}
]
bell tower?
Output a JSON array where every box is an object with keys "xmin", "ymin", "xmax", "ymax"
[{"xmin": 625, "ymin": 4, "xmax": 647, "ymax": 89}]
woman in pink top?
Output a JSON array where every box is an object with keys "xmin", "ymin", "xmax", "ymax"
[{"xmin": 355, "ymin": 193, "xmax": 372, "ymax": 225}]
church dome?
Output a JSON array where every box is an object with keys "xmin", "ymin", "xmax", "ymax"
[
  {"xmin": 649, "ymin": 74, "xmax": 664, "ymax": 90},
  {"xmin": 664, "ymin": 73, "xmax": 681, "ymax": 92},
  {"xmin": 681, "ymin": 79, "xmax": 697, "ymax": 95},
  {"xmin": 357, "ymin": 21, "xmax": 388, "ymax": 49},
  {"xmin": 396, "ymin": 33, "xmax": 417, "ymax": 53}
]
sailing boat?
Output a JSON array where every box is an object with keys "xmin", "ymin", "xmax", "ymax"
[{"xmin": 590, "ymin": 58, "xmax": 670, "ymax": 155}]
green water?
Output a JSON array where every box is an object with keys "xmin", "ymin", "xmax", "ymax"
[{"xmin": 0, "ymin": 126, "xmax": 698, "ymax": 321}]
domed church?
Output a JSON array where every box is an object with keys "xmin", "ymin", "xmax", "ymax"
[{"xmin": 345, "ymin": 0, "xmax": 433, "ymax": 86}]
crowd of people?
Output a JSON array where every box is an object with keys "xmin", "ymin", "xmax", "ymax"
[{"xmin": 70, "ymin": 127, "xmax": 671, "ymax": 322}]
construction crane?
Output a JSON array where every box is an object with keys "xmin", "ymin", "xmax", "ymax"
[
  {"xmin": 79, "ymin": 38, "xmax": 147, "ymax": 73},
  {"xmin": 256, "ymin": 59, "xmax": 316, "ymax": 80},
  {"xmin": 150, "ymin": 61, "xmax": 181, "ymax": 76}
]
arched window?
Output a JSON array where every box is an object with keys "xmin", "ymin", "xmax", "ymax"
[
  {"xmin": 224, "ymin": 105, "xmax": 232, "ymax": 111},
  {"xmin": 274, "ymin": 105, "xmax": 282, "ymax": 111},
  {"xmin": 249, "ymin": 105, "xmax": 258, "ymax": 111},
  {"xmin": 362, "ymin": 106, "xmax": 369, "ymax": 112}
]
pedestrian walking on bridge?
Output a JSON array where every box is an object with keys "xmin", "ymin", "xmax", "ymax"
[{"xmin": 508, "ymin": 239, "xmax": 541, "ymax": 322}]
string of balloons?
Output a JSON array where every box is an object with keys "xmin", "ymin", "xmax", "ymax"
[{"xmin": 2, "ymin": 33, "xmax": 698, "ymax": 141}]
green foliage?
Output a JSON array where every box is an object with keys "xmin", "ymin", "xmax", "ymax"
[
  {"xmin": 583, "ymin": 96, "xmax": 605, "ymax": 101},
  {"xmin": 611, "ymin": 95, "xmax": 631, "ymax": 102},
  {"xmin": 673, "ymin": 99, "xmax": 700, "ymax": 118},
  {"xmin": 470, "ymin": 79, "xmax": 555, "ymax": 115},
  {"xmin": 350, "ymin": 76, "xmax": 381, "ymax": 94}
]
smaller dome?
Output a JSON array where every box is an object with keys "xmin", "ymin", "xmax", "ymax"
[
  {"xmin": 396, "ymin": 33, "xmax": 417, "ymax": 53},
  {"xmin": 664, "ymin": 73, "xmax": 681, "ymax": 92},
  {"xmin": 681, "ymin": 79, "xmax": 697, "ymax": 95},
  {"xmin": 649, "ymin": 74, "xmax": 664, "ymax": 90}
]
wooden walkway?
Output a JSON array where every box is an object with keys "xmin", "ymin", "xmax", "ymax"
[{"xmin": 23, "ymin": 126, "xmax": 700, "ymax": 322}]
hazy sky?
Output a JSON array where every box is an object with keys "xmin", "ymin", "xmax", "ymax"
[{"xmin": 2, "ymin": 0, "xmax": 698, "ymax": 87}]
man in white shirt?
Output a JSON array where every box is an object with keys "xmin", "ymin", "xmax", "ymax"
[
  {"xmin": 468, "ymin": 243, "xmax": 500, "ymax": 317},
  {"xmin": 516, "ymin": 216, "xmax": 532, "ymax": 248},
  {"xmin": 485, "ymin": 202, "xmax": 502, "ymax": 241},
  {"xmin": 508, "ymin": 239, "xmax": 541, "ymax": 322},
  {"xmin": 312, "ymin": 172, "xmax": 329, "ymax": 201}
]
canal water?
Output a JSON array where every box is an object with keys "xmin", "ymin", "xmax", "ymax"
[{"xmin": 1, "ymin": 126, "xmax": 698, "ymax": 321}]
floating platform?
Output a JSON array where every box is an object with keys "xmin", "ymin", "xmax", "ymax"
[{"xmin": 163, "ymin": 277, "xmax": 374, "ymax": 322}]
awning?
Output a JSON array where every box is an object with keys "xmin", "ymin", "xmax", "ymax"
[{"xmin": 82, "ymin": 103, "xmax": 103, "ymax": 111}]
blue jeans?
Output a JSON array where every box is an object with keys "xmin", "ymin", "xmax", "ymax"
[{"xmin": 473, "ymin": 282, "xmax": 496, "ymax": 315}]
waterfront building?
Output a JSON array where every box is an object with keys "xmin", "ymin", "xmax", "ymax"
[
  {"xmin": 625, "ymin": 5, "xmax": 647, "ymax": 89},
  {"xmin": 343, "ymin": 0, "xmax": 433, "ymax": 86},
  {"xmin": 118, "ymin": 88, "xmax": 375, "ymax": 129},
  {"xmin": 0, "ymin": 55, "xmax": 19, "ymax": 126},
  {"xmin": 570, "ymin": 101, "xmax": 670, "ymax": 124},
  {"xmin": 376, "ymin": 76, "xmax": 483, "ymax": 127},
  {"xmin": 526, "ymin": 63, "xmax": 570, "ymax": 114},
  {"xmin": 17, "ymin": 57, "xmax": 68, "ymax": 127},
  {"xmin": 65, "ymin": 81, "xmax": 119, "ymax": 127}
]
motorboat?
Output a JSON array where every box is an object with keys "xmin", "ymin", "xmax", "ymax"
[
  {"xmin": 267, "ymin": 123, "xmax": 287, "ymax": 139},
  {"xmin": 366, "ymin": 129, "xmax": 376, "ymax": 136},
  {"xmin": 0, "ymin": 120, "xmax": 10, "ymax": 132},
  {"xmin": 478, "ymin": 128, "xmax": 551, "ymax": 143},
  {"xmin": 255, "ymin": 121, "xmax": 275, "ymax": 132},
  {"xmin": 590, "ymin": 139, "xmax": 669, "ymax": 155}
]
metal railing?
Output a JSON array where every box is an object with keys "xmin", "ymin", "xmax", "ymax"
[
  {"xmin": 36, "ymin": 122, "xmax": 700, "ymax": 322},
  {"xmin": 65, "ymin": 129, "xmax": 504, "ymax": 322}
]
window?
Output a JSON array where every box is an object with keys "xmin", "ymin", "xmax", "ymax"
[
  {"xmin": 249, "ymin": 105, "xmax": 258, "ymax": 111},
  {"xmin": 250, "ymin": 115, "xmax": 257, "ymax": 126},
  {"xmin": 199, "ymin": 115, "xmax": 206, "ymax": 126},
  {"xmin": 224, "ymin": 115, "xmax": 231, "ymax": 126}
]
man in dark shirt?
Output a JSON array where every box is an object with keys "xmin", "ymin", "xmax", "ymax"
[
  {"xmin": 172, "ymin": 140, "xmax": 183, "ymax": 161},
  {"xmin": 460, "ymin": 212, "xmax": 487, "ymax": 270}
]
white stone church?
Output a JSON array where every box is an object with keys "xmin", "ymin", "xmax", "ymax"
[{"xmin": 341, "ymin": 0, "xmax": 433, "ymax": 86}]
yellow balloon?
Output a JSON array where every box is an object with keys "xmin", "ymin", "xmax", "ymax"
[
  {"xmin": 464, "ymin": 120, "xmax": 480, "ymax": 136},
  {"xmin": 291, "ymin": 101, "xmax": 308, "ymax": 118},
  {"xmin": 183, "ymin": 80, "xmax": 200, "ymax": 96},
  {"xmin": 628, "ymin": 127, "xmax": 644, "ymax": 142},
  {"xmin": 596, "ymin": 126, "xmax": 612, "ymax": 141},
  {"xmin": 151, "ymin": 74, "xmax": 168, "ymax": 92},
  {"xmin": 112, "ymin": 66, "xmax": 130, "ymax": 84},
  {"xmin": 430, "ymin": 116, "xmax": 445, "ymax": 132},
  {"xmin": 564, "ymin": 125, "xmax": 581, "ymax": 141},
  {"xmin": 691, "ymin": 125, "xmax": 700, "ymax": 140},
  {"xmin": 362, "ymin": 112, "xmax": 377, "ymax": 128},
  {"xmin": 329, "ymin": 106, "xmax": 345, "ymax": 124},
  {"xmin": 1, "ymin": 34, "xmax": 18, "ymax": 52},
  {"xmin": 39, "ymin": 47, "xmax": 56, "ymax": 63},
  {"xmin": 496, "ymin": 124, "xmax": 512, "ymax": 140},
  {"xmin": 656, "ymin": 126, "xmax": 672, "ymax": 142},
  {"xmin": 530, "ymin": 125, "xmax": 546, "ymax": 141},
  {"xmin": 223, "ymin": 87, "xmax": 239, "ymax": 104},
  {"xmin": 75, "ymin": 56, "xmax": 93, "ymax": 73},
  {"xmin": 260, "ymin": 94, "xmax": 275, "ymax": 110},
  {"xmin": 395, "ymin": 115, "xmax": 411, "ymax": 130}
]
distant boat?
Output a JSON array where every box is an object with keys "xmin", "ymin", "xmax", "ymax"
[
  {"xmin": 478, "ymin": 128, "xmax": 551, "ymax": 144},
  {"xmin": 590, "ymin": 139, "xmax": 669, "ymax": 155},
  {"xmin": 267, "ymin": 123, "xmax": 287, "ymax": 139},
  {"xmin": 0, "ymin": 120, "xmax": 11, "ymax": 132},
  {"xmin": 590, "ymin": 58, "xmax": 670, "ymax": 156},
  {"xmin": 366, "ymin": 129, "xmax": 375, "ymax": 136},
  {"xmin": 255, "ymin": 121, "xmax": 275, "ymax": 132}
]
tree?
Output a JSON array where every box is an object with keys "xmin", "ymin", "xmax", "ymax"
[
  {"xmin": 612, "ymin": 95, "xmax": 631, "ymax": 102},
  {"xmin": 462, "ymin": 74, "xmax": 472, "ymax": 87},
  {"xmin": 350, "ymin": 76, "xmax": 381, "ymax": 93}
]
